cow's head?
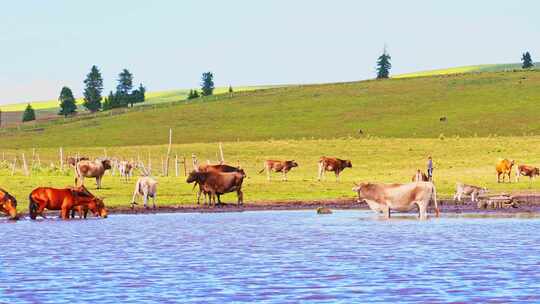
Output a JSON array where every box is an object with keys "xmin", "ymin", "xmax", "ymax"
[
  {"xmin": 345, "ymin": 160, "xmax": 352, "ymax": 168},
  {"xmin": 89, "ymin": 197, "xmax": 108, "ymax": 218},
  {"xmin": 287, "ymin": 160, "xmax": 299, "ymax": 168},
  {"xmin": 102, "ymin": 159, "xmax": 112, "ymax": 170},
  {"xmin": 352, "ymin": 182, "xmax": 368, "ymax": 202},
  {"xmin": 0, "ymin": 189, "xmax": 18, "ymax": 220},
  {"xmin": 187, "ymin": 171, "xmax": 205, "ymax": 184},
  {"xmin": 535, "ymin": 168, "xmax": 540, "ymax": 176}
]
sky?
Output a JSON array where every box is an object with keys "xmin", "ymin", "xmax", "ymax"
[{"xmin": 1, "ymin": 0, "xmax": 539, "ymax": 104}]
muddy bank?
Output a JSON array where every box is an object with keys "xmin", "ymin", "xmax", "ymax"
[{"xmin": 7, "ymin": 195, "xmax": 540, "ymax": 219}]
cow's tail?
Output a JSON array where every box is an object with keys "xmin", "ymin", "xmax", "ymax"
[
  {"xmin": 432, "ymin": 184, "xmax": 440, "ymax": 217},
  {"xmin": 258, "ymin": 167, "xmax": 266, "ymax": 174},
  {"xmin": 28, "ymin": 193, "xmax": 38, "ymax": 220}
]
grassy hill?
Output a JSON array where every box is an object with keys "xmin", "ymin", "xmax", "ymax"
[
  {"xmin": 395, "ymin": 63, "xmax": 539, "ymax": 78},
  {"xmin": 1, "ymin": 70, "xmax": 540, "ymax": 149}
]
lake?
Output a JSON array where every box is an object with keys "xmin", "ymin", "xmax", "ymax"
[{"xmin": 2, "ymin": 211, "xmax": 540, "ymax": 303}]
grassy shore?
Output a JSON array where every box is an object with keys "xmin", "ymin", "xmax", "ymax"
[{"xmin": 1, "ymin": 137, "xmax": 539, "ymax": 209}]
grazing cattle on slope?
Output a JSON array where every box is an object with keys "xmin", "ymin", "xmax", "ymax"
[
  {"xmin": 186, "ymin": 170, "xmax": 245, "ymax": 206},
  {"xmin": 0, "ymin": 188, "xmax": 18, "ymax": 220},
  {"xmin": 411, "ymin": 169, "xmax": 429, "ymax": 182},
  {"xmin": 67, "ymin": 156, "xmax": 89, "ymax": 167},
  {"xmin": 75, "ymin": 159, "xmax": 112, "ymax": 189},
  {"xmin": 453, "ymin": 183, "xmax": 488, "ymax": 203},
  {"xmin": 352, "ymin": 182, "xmax": 439, "ymax": 220},
  {"xmin": 496, "ymin": 159, "xmax": 514, "ymax": 183},
  {"xmin": 318, "ymin": 157, "xmax": 352, "ymax": 181},
  {"xmin": 259, "ymin": 160, "xmax": 298, "ymax": 181},
  {"xmin": 515, "ymin": 164, "xmax": 540, "ymax": 182},
  {"xmin": 131, "ymin": 176, "xmax": 158, "ymax": 209}
]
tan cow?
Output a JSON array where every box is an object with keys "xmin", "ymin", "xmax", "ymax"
[
  {"xmin": 496, "ymin": 159, "xmax": 514, "ymax": 183},
  {"xmin": 411, "ymin": 170, "xmax": 429, "ymax": 182},
  {"xmin": 318, "ymin": 157, "xmax": 352, "ymax": 181},
  {"xmin": 131, "ymin": 176, "xmax": 158, "ymax": 209},
  {"xmin": 75, "ymin": 159, "xmax": 112, "ymax": 189},
  {"xmin": 515, "ymin": 164, "xmax": 540, "ymax": 182},
  {"xmin": 352, "ymin": 182, "xmax": 439, "ymax": 220},
  {"xmin": 118, "ymin": 160, "xmax": 137, "ymax": 182},
  {"xmin": 259, "ymin": 160, "xmax": 298, "ymax": 181},
  {"xmin": 453, "ymin": 183, "xmax": 488, "ymax": 203}
]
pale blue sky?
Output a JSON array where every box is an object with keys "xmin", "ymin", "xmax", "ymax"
[{"xmin": 1, "ymin": 0, "xmax": 538, "ymax": 104}]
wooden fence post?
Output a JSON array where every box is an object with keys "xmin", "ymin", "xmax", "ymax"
[
  {"xmin": 21, "ymin": 153, "xmax": 29, "ymax": 176},
  {"xmin": 192, "ymin": 154, "xmax": 199, "ymax": 172},
  {"xmin": 175, "ymin": 154, "xmax": 179, "ymax": 177},
  {"xmin": 165, "ymin": 128, "xmax": 172, "ymax": 176},
  {"xmin": 11, "ymin": 156, "xmax": 17, "ymax": 176},
  {"xmin": 219, "ymin": 142, "xmax": 225, "ymax": 164},
  {"xmin": 59, "ymin": 147, "xmax": 64, "ymax": 171},
  {"xmin": 183, "ymin": 156, "xmax": 187, "ymax": 176}
]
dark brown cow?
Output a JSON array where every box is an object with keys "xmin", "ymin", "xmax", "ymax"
[
  {"xmin": 67, "ymin": 156, "xmax": 89, "ymax": 167},
  {"xmin": 75, "ymin": 159, "xmax": 112, "ymax": 189},
  {"xmin": 195, "ymin": 164, "xmax": 245, "ymax": 204},
  {"xmin": 317, "ymin": 156, "xmax": 352, "ymax": 181},
  {"xmin": 516, "ymin": 164, "xmax": 540, "ymax": 182},
  {"xmin": 411, "ymin": 169, "xmax": 429, "ymax": 182},
  {"xmin": 259, "ymin": 160, "xmax": 298, "ymax": 181},
  {"xmin": 186, "ymin": 170, "xmax": 245, "ymax": 207}
]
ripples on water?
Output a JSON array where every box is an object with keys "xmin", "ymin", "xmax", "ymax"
[{"xmin": 1, "ymin": 211, "xmax": 540, "ymax": 303}]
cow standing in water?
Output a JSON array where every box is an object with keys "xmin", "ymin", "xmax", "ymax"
[
  {"xmin": 0, "ymin": 188, "xmax": 18, "ymax": 220},
  {"xmin": 496, "ymin": 159, "xmax": 514, "ymax": 183},
  {"xmin": 352, "ymin": 182, "xmax": 439, "ymax": 220},
  {"xmin": 259, "ymin": 160, "xmax": 298, "ymax": 181},
  {"xmin": 317, "ymin": 157, "xmax": 352, "ymax": 181},
  {"xmin": 75, "ymin": 159, "xmax": 112, "ymax": 189}
]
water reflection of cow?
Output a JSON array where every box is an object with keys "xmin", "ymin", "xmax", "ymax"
[{"xmin": 187, "ymin": 164, "xmax": 245, "ymax": 207}]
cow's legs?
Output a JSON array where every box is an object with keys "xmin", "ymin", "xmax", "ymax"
[
  {"xmin": 152, "ymin": 194, "xmax": 156, "ymax": 209},
  {"xmin": 507, "ymin": 172, "xmax": 512, "ymax": 183},
  {"xmin": 266, "ymin": 167, "xmax": 271, "ymax": 181},
  {"xmin": 335, "ymin": 171, "xmax": 340, "ymax": 182},
  {"xmin": 417, "ymin": 202, "xmax": 428, "ymax": 220},
  {"xmin": 381, "ymin": 205, "xmax": 390, "ymax": 219},
  {"xmin": 317, "ymin": 163, "xmax": 323, "ymax": 181},
  {"xmin": 497, "ymin": 173, "xmax": 501, "ymax": 183},
  {"xmin": 283, "ymin": 171, "xmax": 287, "ymax": 181},
  {"xmin": 237, "ymin": 189, "xmax": 243, "ymax": 206},
  {"xmin": 471, "ymin": 192, "xmax": 476, "ymax": 203}
]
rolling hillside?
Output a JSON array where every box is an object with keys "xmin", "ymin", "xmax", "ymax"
[
  {"xmin": 1, "ymin": 69, "xmax": 540, "ymax": 149},
  {"xmin": 395, "ymin": 63, "xmax": 539, "ymax": 78}
]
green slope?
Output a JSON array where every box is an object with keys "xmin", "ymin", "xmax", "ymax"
[
  {"xmin": 395, "ymin": 63, "xmax": 539, "ymax": 78},
  {"xmin": 2, "ymin": 70, "xmax": 540, "ymax": 148}
]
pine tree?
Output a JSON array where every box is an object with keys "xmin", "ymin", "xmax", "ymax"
[
  {"xmin": 83, "ymin": 65, "xmax": 104, "ymax": 112},
  {"xmin": 22, "ymin": 104, "xmax": 36, "ymax": 122},
  {"xmin": 522, "ymin": 52, "xmax": 534, "ymax": 69},
  {"xmin": 58, "ymin": 86, "xmax": 77, "ymax": 117},
  {"xmin": 200, "ymin": 72, "xmax": 215, "ymax": 96},
  {"xmin": 376, "ymin": 48, "xmax": 392, "ymax": 79},
  {"xmin": 187, "ymin": 89, "xmax": 200, "ymax": 100},
  {"xmin": 228, "ymin": 85, "xmax": 233, "ymax": 93},
  {"xmin": 117, "ymin": 69, "xmax": 134, "ymax": 94}
]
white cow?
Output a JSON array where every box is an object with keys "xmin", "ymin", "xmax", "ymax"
[{"xmin": 131, "ymin": 176, "xmax": 158, "ymax": 209}]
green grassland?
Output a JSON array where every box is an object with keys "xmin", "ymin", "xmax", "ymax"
[
  {"xmin": 2, "ymin": 70, "xmax": 540, "ymax": 148},
  {"xmin": 0, "ymin": 137, "xmax": 539, "ymax": 209},
  {"xmin": 394, "ymin": 63, "xmax": 539, "ymax": 78}
]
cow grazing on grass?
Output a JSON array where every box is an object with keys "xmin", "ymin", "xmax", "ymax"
[
  {"xmin": 75, "ymin": 159, "xmax": 112, "ymax": 189},
  {"xmin": 453, "ymin": 183, "xmax": 488, "ymax": 203},
  {"xmin": 515, "ymin": 164, "xmax": 540, "ymax": 182},
  {"xmin": 411, "ymin": 170, "xmax": 429, "ymax": 182},
  {"xmin": 318, "ymin": 157, "xmax": 352, "ymax": 181},
  {"xmin": 67, "ymin": 156, "xmax": 89, "ymax": 167},
  {"xmin": 352, "ymin": 182, "xmax": 439, "ymax": 220},
  {"xmin": 259, "ymin": 160, "xmax": 298, "ymax": 181},
  {"xmin": 186, "ymin": 170, "xmax": 245, "ymax": 207},
  {"xmin": 131, "ymin": 176, "xmax": 158, "ymax": 209},
  {"xmin": 496, "ymin": 159, "xmax": 514, "ymax": 183}
]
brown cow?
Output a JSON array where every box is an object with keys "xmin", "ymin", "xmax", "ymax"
[
  {"xmin": 411, "ymin": 169, "xmax": 429, "ymax": 182},
  {"xmin": 67, "ymin": 156, "xmax": 89, "ymax": 167},
  {"xmin": 516, "ymin": 164, "xmax": 540, "ymax": 182},
  {"xmin": 352, "ymin": 182, "xmax": 439, "ymax": 220},
  {"xmin": 496, "ymin": 159, "xmax": 514, "ymax": 183},
  {"xmin": 259, "ymin": 160, "xmax": 298, "ymax": 181},
  {"xmin": 70, "ymin": 197, "xmax": 108, "ymax": 219},
  {"xmin": 0, "ymin": 188, "xmax": 18, "ymax": 220},
  {"xmin": 29, "ymin": 186, "xmax": 106, "ymax": 220},
  {"xmin": 318, "ymin": 156, "xmax": 352, "ymax": 181},
  {"xmin": 75, "ymin": 159, "xmax": 112, "ymax": 189},
  {"xmin": 186, "ymin": 170, "xmax": 245, "ymax": 207},
  {"xmin": 195, "ymin": 164, "xmax": 245, "ymax": 204}
]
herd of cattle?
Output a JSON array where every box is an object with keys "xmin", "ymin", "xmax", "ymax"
[{"xmin": 0, "ymin": 156, "xmax": 539, "ymax": 221}]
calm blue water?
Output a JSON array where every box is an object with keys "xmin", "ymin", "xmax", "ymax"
[{"xmin": 2, "ymin": 211, "xmax": 540, "ymax": 303}]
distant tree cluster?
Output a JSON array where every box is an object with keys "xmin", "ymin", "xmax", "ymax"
[
  {"xmin": 522, "ymin": 51, "xmax": 534, "ymax": 69},
  {"xmin": 187, "ymin": 89, "xmax": 200, "ymax": 100}
]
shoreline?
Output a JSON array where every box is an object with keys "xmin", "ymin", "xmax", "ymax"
[{"xmin": 6, "ymin": 195, "xmax": 540, "ymax": 219}]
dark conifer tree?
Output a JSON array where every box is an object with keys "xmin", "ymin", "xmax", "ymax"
[
  {"xmin": 522, "ymin": 51, "xmax": 534, "ymax": 69},
  {"xmin": 200, "ymin": 72, "xmax": 215, "ymax": 96},
  {"xmin": 22, "ymin": 104, "xmax": 36, "ymax": 122},
  {"xmin": 58, "ymin": 86, "xmax": 77, "ymax": 117},
  {"xmin": 83, "ymin": 65, "xmax": 104, "ymax": 112}
]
